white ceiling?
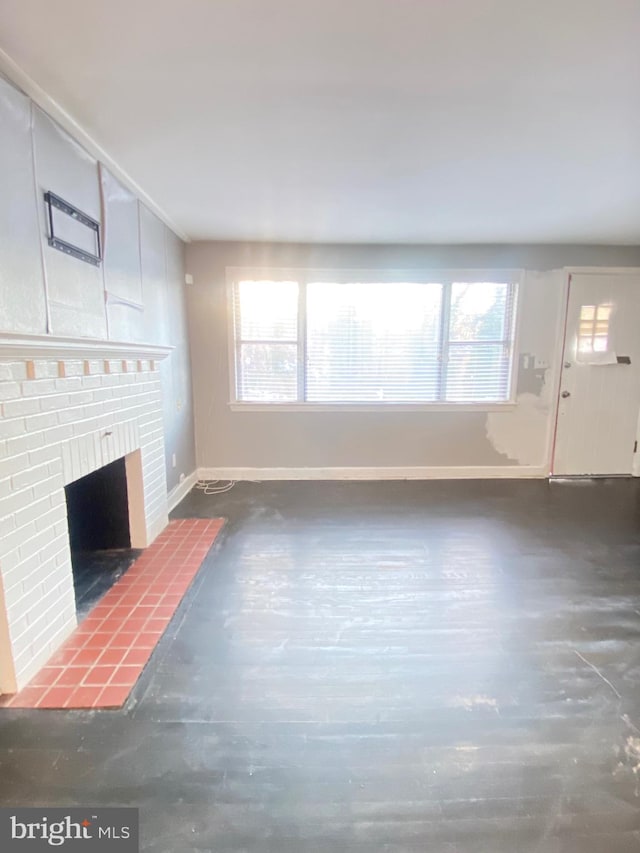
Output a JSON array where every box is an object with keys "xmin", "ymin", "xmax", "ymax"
[{"xmin": 0, "ymin": 0, "xmax": 639, "ymax": 244}]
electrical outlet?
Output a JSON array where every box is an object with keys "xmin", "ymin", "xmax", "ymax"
[
  {"xmin": 179, "ymin": 473, "xmax": 185, "ymax": 483},
  {"xmin": 172, "ymin": 453, "xmax": 176, "ymax": 468}
]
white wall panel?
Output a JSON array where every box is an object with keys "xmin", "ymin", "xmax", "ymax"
[
  {"xmin": 101, "ymin": 166, "xmax": 144, "ymax": 341},
  {"xmin": 33, "ymin": 108, "xmax": 106, "ymax": 338},
  {"xmin": 0, "ymin": 78, "xmax": 46, "ymax": 334},
  {"xmin": 140, "ymin": 203, "xmax": 168, "ymax": 343}
]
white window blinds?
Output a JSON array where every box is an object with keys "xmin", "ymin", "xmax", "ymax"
[
  {"xmin": 232, "ymin": 275, "xmax": 517, "ymax": 404},
  {"xmin": 306, "ymin": 282, "xmax": 442, "ymax": 402},
  {"xmin": 234, "ymin": 280, "xmax": 299, "ymax": 402}
]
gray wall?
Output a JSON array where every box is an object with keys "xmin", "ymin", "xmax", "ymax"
[
  {"xmin": 0, "ymin": 75, "xmax": 195, "ymax": 491},
  {"xmin": 186, "ymin": 241, "xmax": 640, "ymax": 473}
]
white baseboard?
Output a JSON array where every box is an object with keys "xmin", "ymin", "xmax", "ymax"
[
  {"xmin": 197, "ymin": 465, "xmax": 548, "ymax": 481},
  {"xmin": 167, "ymin": 470, "xmax": 199, "ymax": 511}
]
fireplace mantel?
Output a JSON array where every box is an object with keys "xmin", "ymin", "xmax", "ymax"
[{"xmin": 0, "ymin": 332, "xmax": 173, "ymax": 362}]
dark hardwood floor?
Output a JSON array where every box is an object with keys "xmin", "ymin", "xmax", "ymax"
[{"xmin": 2, "ymin": 479, "xmax": 640, "ymax": 852}]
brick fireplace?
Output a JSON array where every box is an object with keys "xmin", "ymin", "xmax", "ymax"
[{"xmin": 0, "ymin": 333, "xmax": 172, "ymax": 693}]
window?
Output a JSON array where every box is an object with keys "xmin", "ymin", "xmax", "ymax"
[
  {"xmin": 577, "ymin": 303, "xmax": 612, "ymax": 356},
  {"xmin": 231, "ymin": 271, "xmax": 518, "ymax": 406}
]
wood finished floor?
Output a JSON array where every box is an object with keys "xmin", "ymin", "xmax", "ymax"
[{"xmin": 2, "ymin": 479, "xmax": 640, "ymax": 852}]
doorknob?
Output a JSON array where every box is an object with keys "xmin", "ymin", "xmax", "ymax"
[{"xmin": 561, "ymin": 391, "xmax": 570, "ymax": 398}]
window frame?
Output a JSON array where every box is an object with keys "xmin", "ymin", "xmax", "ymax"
[{"xmin": 227, "ymin": 267, "xmax": 522, "ymax": 412}]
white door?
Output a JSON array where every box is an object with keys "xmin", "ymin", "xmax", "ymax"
[{"xmin": 553, "ymin": 273, "xmax": 640, "ymax": 476}]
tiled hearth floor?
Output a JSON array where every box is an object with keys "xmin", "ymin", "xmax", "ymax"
[{"xmin": 0, "ymin": 518, "xmax": 224, "ymax": 710}]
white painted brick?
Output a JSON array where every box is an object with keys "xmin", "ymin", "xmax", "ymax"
[
  {"xmin": 0, "ymin": 383, "xmax": 21, "ymax": 401},
  {"xmin": 32, "ymin": 360, "xmax": 59, "ymax": 380},
  {"xmin": 101, "ymin": 373, "xmax": 122, "ymax": 387},
  {"xmin": 24, "ymin": 411, "xmax": 58, "ymax": 432},
  {"xmin": 84, "ymin": 359, "xmax": 103, "ymax": 375},
  {"xmin": 21, "ymin": 379, "xmax": 57, "ymax": 397},
  {"xmin": 56, "ymin": 405, "xmax": 84, "ymax": 425},
  {"xmin": 11, "ymin": 461, "xmax": 57, "ymax": 491},
  {"xmin": 49, "ymin": 488, "xmax": 65, "ymax": 507},
  {"xmin": 143, "ymin": 474, "xmax": 166, "ymax": 496},
  {"xmin": 42, "ymin": 505, "xmax": 68, "ymax": 534},
  {"xmin": 2, "ymin": 397, "xmax": 41, "ymax": 418},
  {"xmin": 0, "ymin": 534, "xmax": 22, "ymax": 566},
  {"xmin": 80, "ymin": 402, "xmax": 105, "ymax": 420},
  {"xmin": 139, "ymin": 422, "xmax": 164, "ymax": 438},
  {"xmin": 92, "ymin": 387, "xmax": 113, "ymax": 402},
  {"xmin": 145, "ymin": 436, "xmax": 165, "ymax": 452},
  {"xmin": 115, "ymin": 385, "xmax": 139, "ymax": 398},
  {"xmin": 7, "ymin": 434, "xmax": 46, "ymax": 460},
  {"xmin": 14, "ymin": 494, "xmax": 57, "ymax": 530},
  {"xmin": 0, "ymin": 488, "xmax": 35, "ymax": 519},
  {"xmin": 32, "ymin": 605, "xmax": 73, "ymax": 646},
  {"xmin": 5, "ymin": 571, "xmax": 39, "ymax": 617},
  {"xmin": 14, "ymin": 551, "xmax": 59, "ymax": 584},
  {"xmin": 28, "ymin": 444, "xmax": 62, "ymax": 468},
  {"xmin": 48, "ymin": 458, "xmax": 63, "ymax": 477},
  {"xmin": 7, "ymin": 614, "xmax": 30, "ymax": 646},
  {"xmin": 23, "ymin": 586, "xmax": 65, "ymax": 627},
  {"xmin": 68, "ymin": 390, "xmax": 93, "ymax": 406},
  {"xmin": 145, "ymin": 465, "xmax": 166, "ymax": 484},
  {"xmin": 145, "ymin": 496, "xmax": 168, "ymax": 519},
  {"xmin": 53, "ymin": 519, "xmax": 67, "ymax": 537},
  {"xmin": 0, "ymin": 513, "xmax": 16, "ymax": 538},
  {"xmin": 3, "ymin": 578, "xmax": 27, "ymax": 611},
  {"xmin": 41, "ymin": 564, "xmax": 72, "ymax": 596},
  {"xmin": 81, "ymin": 375, "xmax": 102, "ymax": 389},
  {"xmin": 43, "ymin": 424, "xmax": 74, "ymax": 445},
  {"xmin": 27, "ymin": 473, "xmax": 65, "ymax": 500},
  {"xmin": 72, "ymin": 416, "xmax": 109, "ymax": 437},
  {"xmin": 1, "ymin": 354, "xmax": 170, "ymax": 689},
  {"xmin": 15, "ymin": 614, "xmax": 75, "ymax": 679},
  {"xmin": 60, "ymin": 360, "xmax": 84, "ymax": 377},
  {"xmin": 39, "ymin": 394, "xmax": 70, "ymax": 412},
  {"xmin": 1, "ymin": 521, "xmax": 38, "ymax": 556},
  {"xmin": 55, "ymin": 376, "xmax": 82, "ymax": 392},
  {"xmin": 143, "ymin": 470, "xmax": 162, "ymax": 490},
  {"xmin": 144, "ymin": 495, "xmax": 166, "ymax": 516},
  {"xmin": 12, "ymin": 608, "xmax": 62, "ymax": 659},
  {"xmin": 6, "ymin": 363, "xmax": 28, "ymax": 381},
  {"xmin": 0, "ymin": 452, "xmax": 30, "ymax": 478},
  {"xmin": 19, "ymin": 528, "xmax": 67, "ymax": 565},
  {"xmin": 0, "ymin": 365, "xmax": 12, "ymax": 381},
  {"xmin": 20, "ymin": 545, "xmax": 68, "ymax": 591},
  {"xmin": 102, "ymin": 398, "xmax": 124, "ymax": 414}
]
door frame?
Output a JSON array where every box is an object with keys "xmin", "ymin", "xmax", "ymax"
[{"xmin": 550, "ymin": 267, "xmax": 640, "ymax": 477}]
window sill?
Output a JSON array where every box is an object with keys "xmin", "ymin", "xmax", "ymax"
[{"xmin": 228, "ymin": 402, "xmax": 518, "ymax": 413}]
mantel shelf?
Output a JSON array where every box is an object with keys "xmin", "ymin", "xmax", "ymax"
[{"xmin": 0, "ymin": 332, "xmax": 173, "ymax": 362}]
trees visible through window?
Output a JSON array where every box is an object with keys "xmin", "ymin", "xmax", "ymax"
[{"xmin": 232, "ymin": 274, "xmax": 518, "ymax": 404}]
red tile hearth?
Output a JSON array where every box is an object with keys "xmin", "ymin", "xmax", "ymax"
[{"xmin": 0, "ymin": 518, "xmax": 224, "ymax": 710}]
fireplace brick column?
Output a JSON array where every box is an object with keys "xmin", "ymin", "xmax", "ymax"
[{"xmin": 0, "ymin": 344, "xmax": 171, "ymax": 693}]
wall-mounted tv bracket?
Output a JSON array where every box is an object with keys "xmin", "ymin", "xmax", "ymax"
[{"xmin": 44, "ymin": 191, "xmax": 102, "ymax": 266}]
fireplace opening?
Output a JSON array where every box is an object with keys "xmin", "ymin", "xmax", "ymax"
[{"xmin": 64, "ymin": 457, "xmax": 142, "ymax": 619}]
